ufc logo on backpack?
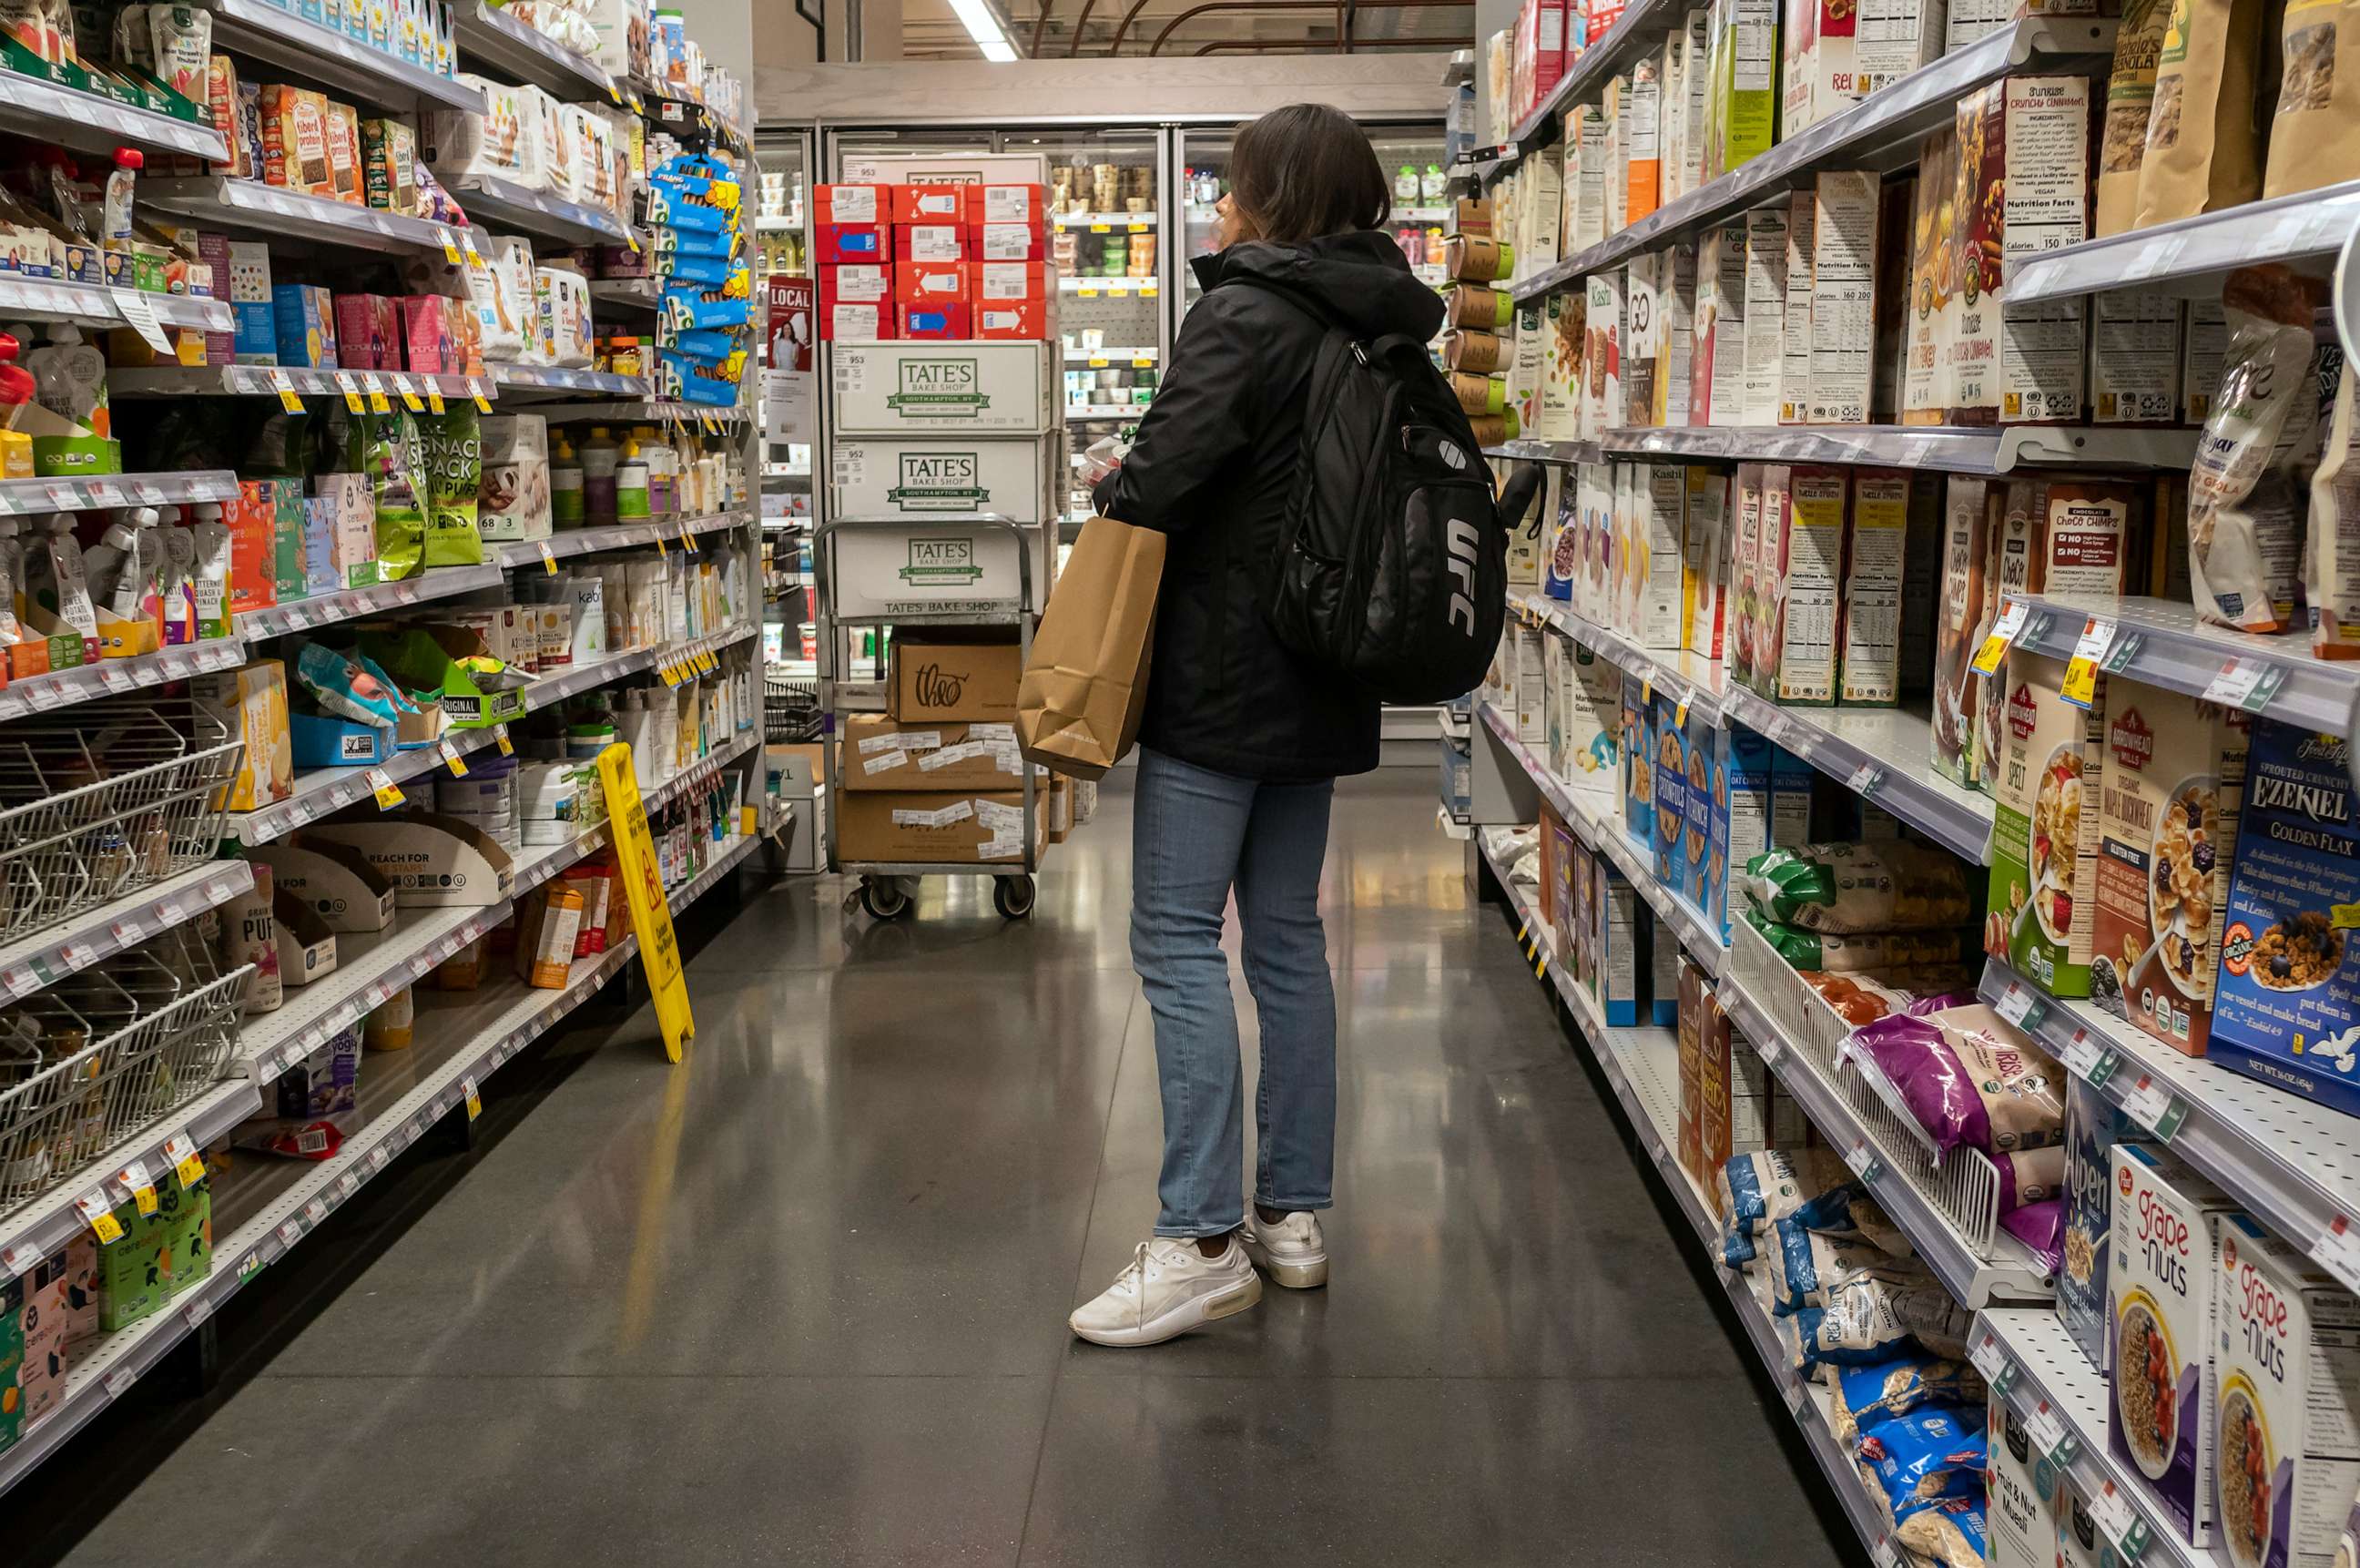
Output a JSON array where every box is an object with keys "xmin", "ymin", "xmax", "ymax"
[{"xmin": 1446, "ymin": 519, "xmax": 1480, "ymax": 636}]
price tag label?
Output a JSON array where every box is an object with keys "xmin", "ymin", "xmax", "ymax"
[
  {"xmin": 2062, "ymin": 1027, "xmax": 2109, "ymax": 1084},
  {"xmin": 655, "ymin": 530, "xmax": 667, "ymax": 557},
  {"xmin": 278, "ymin": 1218, "xmax": 303, "ymax": 1248},
  {"xmin": 427, "ymin": 382, "xmax": 446, "ymax": 414},
  {"xmin": 467, "ymin": 378, "xmax": 493, "ymax": 413},
  {"xmin": 2084, "ymin": 1479, "xmax": 2151, "ymax": 1559},
  {"xmin": 441, "ymin": 738, "xmax": 469, "ymax": 776},
  {"xmin": 1755, "ymin": 1032, "xmax": 1782, "ymax": 1065},
  {"xmin": 369, "ymin": 1145, "xmax": 391, "ymax": 1171},
  {"xmin": 183, "ymin": 1294, "xmax": 212, "ymax": 1329},
  {"xmin": 0, "ymin": 1245, "xmax": 28, "ymax": 1278},
  {"xmin": 362, "ymin": 374, "xmax": 391, "ymax": 414},
  {"xmin": 133, "ymin": 481, "xmax": 168, "ymax": 505},
  {"xmin": 103, "ymin": 1367, "xmax": 138, "ymax": 1401},
  {"xmin": 463, "ymin": 1076, "xmax": 482, "ymax": 1121},
  {"xmin": 303, "ymin": 1198, "xmax": 328, "ymax": 1227},
  {"xmin": 268, "ymin": 367, "xmax": 304, "ymax": 412},
  {"xmin": 438, "ymin": 227, "xmax": 463, "ymax": 266},
  {"xmin": 164, "ymin": 1132, "xmax": 205, "ymax": 1189},
  {"xmin": 88, "ymin": 480, "xmax": 127, "ymax": 507},
  {"xmin": 682, "ymin": 529, "xmax": 699, "ymax": 555},
  {"xmin": 42, "ymin": 482, "xmax": 77, "ymax": 511},
  {"xmin": 337, "ymin": 1171, "xmax": 361, "ymax": 1199},
  {"xmin": 1846, "ymin": 762, "xmax": 1883, "ymax": 796},
  {"xmin": 158, "ymin": 896, "xmax": 186, "ymax": 925},
  {"xmin": 390, "ymin": 372, "xmax": 424, "ymax": 412},
  {"xmin": 2023, "ymin": 1399, "xmax": 2069, "ymax": 1455},
  {"xmin": 77, "ymin": 1189, "xmax": 123, "ymax": 1244},
  {"xmin": 2202, "ymin": 657, "xmax": 2288, "ymax": 713},
  {"xmin": 2121, "ymin": 1072, "xmax": 2189, "ymax": 1139},
  {"xmin": 117, "ymin": 1158, "xmax": 158, "ymax": 1216},
  {"xmin": 494, "ymin": 727, "xmax": 514, "ymax": 757},
  {"xmin": 332, "ymin": 371, "xmax": 366, "ymax": 414},
  {"xmin": 367, "ymin": 768, "xmax": 404, "ymax": 809},
  {"xmin": 107, "ymin": 916, "xmax": 142, "ymax": 946},
  {"xmin": 1994, "ymin": 982, "xmax": 2048, "ymax": 1032},
  {"xmin": 1843, "ymin": 1138, "xmax": 1881, "ymax": 1183},
  {"xmin": 461, "ymin": 231, "xmax": 483, "ymax": 267},
  {"xmin": 1969, "ymin": 1331, "xmax": 2009, "ymax": 1382},
  {"xmin": 2314, "ymin": 1215, "xmax": 2360, "ymax": 1296},
  {"xmin": 539, "ymin": 541, "xmax": 558, "ymax": 575},
  {"xmin": 1972, "ymin": 599, "xmax": 2029, "ymax": 676},
  {"xmin": 115, "ymin": 288, "xmax": 170, "ymax": 353},
  {"xmin": 2061, "ymin": 617, "xmax": 2115, "ymax": 710}
]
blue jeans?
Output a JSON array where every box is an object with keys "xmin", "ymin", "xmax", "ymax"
[{"xmin": 1131, "ymin": 747, "xmax": 1338, "ymax": 1238}]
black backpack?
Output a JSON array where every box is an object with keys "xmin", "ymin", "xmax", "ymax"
[{"xmin": 1232, "ymin": 279, "xmax": 1510, "ymax": 704}]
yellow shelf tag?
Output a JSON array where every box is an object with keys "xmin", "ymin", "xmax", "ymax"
[
  {"xmin": 367, "ymin": 768, "xmax": 405, "ymax": 809},
  {"xmin": 441, "ymin": 739, "xmax": 469, "ymax": 777},
  {"xmin": 463, "ymin": 1075, "xmax": 482, "ymax": 1120},
  {"xmin": 1972, "ymin": 598, "xmax": 2029, "ymax": 677},
  {"xmin": 391, "ymin": 372, "xmax": 424, "ymax": 412},
  {"xmin": 682, "ymin": 529, "xmax": 699, "ymax": 555},
  {"xmin": 467, "ymin": 378, "xmax": 493, "ymax": 413},
  {"xmin": 332, "ymin": 372, "xmax": 365, "ymax": 414},
  {"xmin": 654, "ymin": 532, "xmax": 667, "ymax": 557},
  {"xmin": 76, "ymin": 1190, "xmax": 123, "ymax": 1245},
  {"xmin": 269, "ymin": 367, "xmax": 304, "ymax": 413},
  {"xmin": 427, "ymin": 384, "xmax": 446, "ymax": 414},
  {"xmin": 539, "ymin": 541, "xmax": 558, "ymax": 575},
  {"xmin": 494, "ymin": 728, "xmax": 514, "ymax": 757},
  {"xmin": 439, "ymin": 227, "xmax": 463, "ymax": 266},
  {"xmin": 117, "ymin": 1158, "xmax": 158, "ymax": 1217},
  {"xmin": 364, "ymin": 375, "xmax": 392, "ymax": 414},
  {"xmin": 164, "ymin": 1132, "xmax": 205, "ymax": 1190}
]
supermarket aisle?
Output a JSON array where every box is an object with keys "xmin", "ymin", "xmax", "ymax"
[{"xmin": 50, "ymin": 772, "xmax": 1849, "ymax": 1567}]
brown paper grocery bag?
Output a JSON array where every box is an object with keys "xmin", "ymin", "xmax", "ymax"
[{"xmin": 1016, "ymin": 514, "xmax": 1163, "ymax": 780}]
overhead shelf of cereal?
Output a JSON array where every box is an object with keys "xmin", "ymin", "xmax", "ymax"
[{"xmin": 196, "ymin": 0, "xmax": 492, "ymax": 116}]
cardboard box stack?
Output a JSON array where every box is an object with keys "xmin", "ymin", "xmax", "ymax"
[
  {"xmin": 816, "ymin": 180, "xmax": 1057, "ymax": 343},
  {"xmin": 834, "ymin": 635, "xmax": 1051, "ymax": 865}
]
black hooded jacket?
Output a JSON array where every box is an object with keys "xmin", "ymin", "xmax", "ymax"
[{"xmin": 1091, "ymin": 229, "xmax": 1447, "ymax": 782}]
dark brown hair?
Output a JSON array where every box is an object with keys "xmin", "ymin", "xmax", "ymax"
[{"xmin": 1228, "ymin": 103, "xmax": 1391, "ymax": 244}]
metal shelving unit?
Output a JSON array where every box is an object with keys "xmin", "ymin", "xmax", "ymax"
[
  {"xmin": 198, "ymin": 0, "xmax": 488, "ymax": 113},
  {"xmin": 491, "ymin": 509, "xmax": 755, "ymax": 567},
  {"xmin": 110, "ymin": 364, "xmax": 488, "ymax": 403},
  {"xmin": 233, "ymin": 565, "xmax": 504, "ymax": 640},
  {"xmin": 0, "ymin": 470, "xmax": 240, "ymax": 515},
  {"xmin": 139, "ymin": 178, "xmax": 462, "ymax": 257},
  {"xmin": 0, "ymin": 636, "xmax": 247, "ymax": 720},
  {"xmin": 1602, "ymin": 423, "xmax": 2200, "ymax": 476},
  {"xmin": 0, "ymin": 278, "xmax": 230, "ymax": 336},
  {"xmin": 2012, "ymin": 180, "xmax": 2360, "ymax": 304},
  {"xmin": 450, "ymin": 175, "xmax": 635, "ymax": 248},
  {"xmin": 0, "ymin": 68, "xmax": 225, "ymax": 163},
  {"xmin": 486, "ymin": 362, "xmax": 653, "ymax": 397},
  {"xmin": 453, "ymin": 0, "xmax": 620, "ymax": 100}
]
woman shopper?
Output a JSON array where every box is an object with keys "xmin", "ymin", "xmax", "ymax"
[{"xmin": 1064, "ymin": 104, "xmax": 1445, "ymax": 1349}]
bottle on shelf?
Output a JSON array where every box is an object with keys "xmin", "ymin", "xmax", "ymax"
[
  {"xmin": 580, "ymin": 426, "xmax": 622, "ymax": 526},
  {"xmin": 615, "ymin": 438, "xmax": 651, "ymax": 522},
  {"xmin": 1394, "ymin": 165, "xmax": 1420, "ymax": 203},
  {"xmin": 552, "ymin": 432, "xmax": 585, "ymax": 528}
]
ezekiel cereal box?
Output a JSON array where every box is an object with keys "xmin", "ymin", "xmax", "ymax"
[{"xmin": 2212, "ymin": 722, "xmax": 2360, "ymax": 1118}]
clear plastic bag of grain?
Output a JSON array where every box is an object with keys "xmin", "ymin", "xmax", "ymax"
[{"xmin": 2188, "ymin": 266, "xmax": 2326, "ymax": 636}]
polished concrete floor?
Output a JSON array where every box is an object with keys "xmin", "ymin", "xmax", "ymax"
[{"xmin": 41, "ymin": 772, "xmax": 1853, "ymax": 1566}]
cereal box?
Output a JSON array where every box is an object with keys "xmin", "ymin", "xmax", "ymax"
[
  {"xmin": 1599, "ymin": 859, "xmax": 1641, "ymax": 1024},
  {"xmin": 1656, "ymin": 246, "xmax": 1699, "ymax": 427},
  {"xmin": 1729, "ymin": 462, "xmax": 1769, "ymax": 689},
  {"xmin": 1637, "ymin": 463, "xmax": 1686, "ymax": 649},
  {"xmin": 1694, "ymin": 222, "xmax": 1746, "ymax": 427},
  {"xmin": 2110, "ymin": 1142, "xmax": 2240, "ymax": 1547},
  {"xmin": 1683, "ymin": 699, "xmax": 1718, "ymax": 915},
  {"xmin": 1806, "ymin": 171, "xmax": 1879, "ymax": 424},
  {"xmin": 1705, "ymin": 0, "xmax": 1779, "ymax": 177},
  {"xmin": 1683, "ymin": 465, "xmax": 1730, "ymax": 657},
  {"xmin": 2212, "ymin": 1214, "xmax": 2360, "ymax": 1568},
  {"xmin": 1988, "ymin": 649, "xmax": 2102, "ymax": 995},
  {"xmin": 1741, "ymin": 205, "xmax": 1788, "ymax": 427},
  {"xmin": 1779, "ymin": 188, "xmax": 1816, "ymax": 423},
  {"xmin": 1653, "ymin": 687, "xmax": 1688, "ymax": 891},
  {"xmin": 1902, "ymin": 127, "xmax": 1957, "ymax": 424},
  {"xmin": 1554, "ymin": 635, "xmax": 1622, "ymax": 792},
  {"xmin": 1989, "ymin": 1391, "xmax": 2058, "ymax": 1568},
  {"xmin": 2091, "ymin": 691, "xmax": 2250, "ymax": 1055},
  {"xmin": 2092, "ymin": 290, "xmax": 2184, "ymax": 424},
  {"xmin": 1585, "ymin": 269, "xmax": 1624, "ymax": 432},
  {"xmin": 1624, "ymin": 256, "xmax": 1662, "ymax": 428},
  {"xmin": 2212, "ymin": 724, "xmax": 2360, "ymax": 1117},
  {"xmin": 1760, "ymin": 463, "xmax": 1842, "ymax": 705},
  {"xmin": 2059, "ymin": 1076, "xmax": 2136, "ymax": 1371},
  {"xmin": 1839, "ymin": 470, "xmax": 1908, "ymax": 705},
  {"xmin": 1622, "ymin": 667, "xmax": 1656, "ymax": 850}
]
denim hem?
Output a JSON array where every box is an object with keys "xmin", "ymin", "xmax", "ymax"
[
  {"xmin": 1154, "ymin": 1222, "xmax": 1242, "ymax": 1240},
  {"xmin": 1253, "ymin": 1196, "xmax": 1333, "ymax": 1214}
]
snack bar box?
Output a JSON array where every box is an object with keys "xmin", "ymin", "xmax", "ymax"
[
  {"xmin": 890, "ymin": 184, "xmax": 970, "ymax": 224},
  {"xmin": 815, "ymin": 224, "xmax": 888, "ymax": 265},
  {"xmin": 975, "ymin": 299, "xmax": 1052, "ymax": 339},
  {"xmin": 814, "ymin": 184, "xmax": 890, "ymax": 224},
  {"xmin": 819, "ymin": 301, "xmax": 896, "ymax": 341},
  {"xmin": 898, "ymin": 302, "xmax": 972, "ymax": 339},
  {"xmin": 829, "ymin": 341, "xmax": 1054, "ymax": 435},
  {"xmin": 818, "ymin": 264, "xmax": 893, "ymax": 306}
]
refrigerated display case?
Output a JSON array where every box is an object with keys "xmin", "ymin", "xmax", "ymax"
[
  {"xmin": 1175, "ymin": 122, "xmax": 1454, "ymax": 321},
  {"xmin": 756, "ymin": 127, "xmax": 817, "ymax": 677}
]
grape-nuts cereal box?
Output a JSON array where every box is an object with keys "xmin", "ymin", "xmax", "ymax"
[
  {"xmin": 2212, "ymin": 1214, "xmax": 2360, "ymax": 1568},
  {"xmin": 2110, "ymin": 1142, "xmax": 2241, "ymax": 1548},
  {"xmin": 2211, "ymin": 722, "xmax": 2360, "ymax": 1119},
  {"xmin": 1986, "ymin": 648, "xmax": 2102, "ymax": 995}
]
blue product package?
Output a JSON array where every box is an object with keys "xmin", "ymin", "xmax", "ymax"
[
  {"xmin": 650, "ymin": 224, "xmax": 739, "ymax": 260},
  {"xmin": 271, "ymin": 284, "xmax": 337, "ymax": 368},
  {"xmin": 655, "ymin": 249, "xmax": 732, "ymax": 287},
  {"xmin": 300, "ymin": 498, "xmax": 339, "ymax": 596},
  {"xmin": 1835, "ymin": 1355, "xmax": 1984, "ymax": 1436},
  {"xmin": 1652, "ymin": 688, "xmax": 1686, "ymax": 890},
  {"xmin": 659, "ymin": 277, "xmax": 753, "ymax": 331},
  {"xmin": 2058, "ymin": 1076, "xmax": 2134, "ymax": 1372},
  {"xmin": 656, "ymin": 350, "xmax": 744, "ymax": 406},
  {"xmin": 645, "ymin": 177, "xmax": 739, "ymax": 232},
  {"xmin": 1622, "ymin": 670, "xmax": 1654, "ymax": 850},
  {"xmin": 1543, "ymin": 477, "xmax": 1575, "ymax": 601},
  {"xmin": 1682, "ymin": 699, "xmax": 1716, "ymax": 916},
  {"xmin": 1770, "ymin": 740, "xmax": 1815, "ymax": 851},
  {"xmin": 1856, "ymin": 1404, "xmax": 1989, "ymax": 1512},
  {"xmin": 2210, "ymin": 720, "xmax": 2360, "ymax": 1116}
]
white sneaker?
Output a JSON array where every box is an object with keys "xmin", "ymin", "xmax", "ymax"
[
  {"xmin": 1242, "ymin": 1209, "xmax": 1329, "ymax": 1288},
  {"xmin": 1069, "ymin": 1236, "xmax": 1261, "ymax": 1347}
]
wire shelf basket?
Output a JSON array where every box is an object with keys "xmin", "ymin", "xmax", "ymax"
[
  {"xmin": 0, "ymin": 928, "xmax": 250, "ymax": 1215},
  {"xmin": 0, "ymin": 698, "xmax": 242, "ymax": 947},
  {"xmin": 765, "ymin": 675, "xmax": 819, "ymax": 743}
]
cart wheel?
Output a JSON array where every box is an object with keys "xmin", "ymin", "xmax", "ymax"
[
  {"xmin": 993, "ymin": 876, "xmax": 1036, "ymax": 920},
  {"xmin": 860, "ymin": 878, "xmax": 912, "ymax": 921}
]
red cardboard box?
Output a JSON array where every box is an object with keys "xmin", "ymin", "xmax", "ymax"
[
  {"xmin": 814, "ymin": 184, "xmax": 888, "ymax": 224},
  {"xmin": 898, "ymin": 301, "xmax": 972, "ymax": 339},
  {"xmin": 977, "ymin": 184, "xmax": 1049, "ymax": 224},
  {"xmin": 971, "ymin": 221, "xmax": 1050, "ymax": 260},
  {"xmin": 818, "ymin": 263, "xmax": 893, "ymax": 306},
  {"xmin": 890, "ymin": 184, "xmax": 970, "ymax": 224},
  {"xmin": 815, "ymin": 223, "xmax": 889, "ymax": 265},
  {"xmin": 968, "ymin": 260, "xmax": 1052, "ymax": 303},
  {"xmin": 893, "ymin": 224, "xmax": 964, "ymax": 262},
  {"xmin": 975, "ymin": 299, "xmax": 1050, "ymax": 339},
  {"xmin": 399, "ymin": 294, "xmax": 451, "ymax": 374},
  {"xmin": 819, "ymin": 301, "xmax": 894, "ymax": 341},
  {"xmin": 333, "ymin": 293, "xmax": 399, "ymax": 370},
  {"xmin": 894, "ymin": 260, "xmax": 967, "ymax": 304}
]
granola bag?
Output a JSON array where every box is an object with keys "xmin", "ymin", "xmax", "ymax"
[
  {"xmin": 2265, "ymin": 0, "xmax": 2360, "ymax": 197},
  {"xmin": 2133, "ymin": 0, "xmax": 2269, "ymax": 229},
  {"xmin": 2189, "ymin": 267, "xmax": 2324, "ymax": 635},
  {"xmin": 1849, "ymin": 1003, "xmax": 2066, "ymax": 1156},
  {"xmin": 2310, "ymin": 361, "xmax": 2360, "ymax": 656},
  {"xmin": 2098, "ymin": 0, "xmax": 2175, "ymax": 235},
  {"xmin": 1832, "ymin": 1355, "xmax": 1988, "ymax": 1445},
  {"xmin": 1740, "ymin": 841, "xmax": 1975, "ymax": 933}
]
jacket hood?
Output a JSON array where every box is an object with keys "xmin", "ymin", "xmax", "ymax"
[{"xmin": 1192, "ymin": 229, "xmax": 1445, "ymax": 342}]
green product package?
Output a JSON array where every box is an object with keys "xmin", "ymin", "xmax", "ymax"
[
  {"xmin": 1742, "ymin": 911, "xmax": 1979, "ymax": 972},
  {"xmin": 96, "ymin": 1201, "xmax": 171, "ymax": 1331},
  {"xmin": 271, "ymin": 479, "xmax": 306, "ymax": 601},
  {"xmin": 1739, "ymin": 840, "xmax": 1975, "ymax": 934},
  {"xmin": 346, "ymin": 411, "xmax": 427, "ymax": 581},
  {"xmin": 417, "ymin": 407, "xmax": 484, "ymax": 567}
]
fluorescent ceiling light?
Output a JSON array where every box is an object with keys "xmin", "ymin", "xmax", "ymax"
[{"xmin": 945, "ymin": 0, "xmax": 1020, "ymax": 59}]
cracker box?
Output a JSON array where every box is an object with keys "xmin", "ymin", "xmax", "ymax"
[
  {"xmin": 2091, "ymin": 691, "xmax": 2250, "ymax": 1055},
  {"xmin": 2060, "ymin": 1076, "xmax": 2136, "ymax": 1371},
  {"xmin": 272, "ymin": 284, "xmax": 337, "ymax": 369},
  {"xmin": 1988, "ymin": 649, "xmax": 2102, "ymax": 996},
  {"xmin": 1839, "ymin": 469, "xmax": 1909, "ymax": 706},
  {"xmin": 814, "ymin": 183, "xmax": 888, "ymax": 225},
  {"xmin": 1761, "ymin": 463, "xmax": 1842, "ymax": 705},
  {"xmin": 1585, "ymin": 269, "xmax": 1624, "ymax": 430},
  {"xmin": 259, "ymin": 85, "xmax": 332, "ymax": 198},
  {"xmin": 2110, "ymin": 1142, "xmax": 2241, "ymax": 1547},
  {"xmin": 1656, "ymin": 243, "xmax": 1697, "ymax": 427},
  {"xmin": 2212, "ymin": 724, "xmax": 2360, "ymax": 1117},
  {"xmin": 2212, "ymin": 1215, "xmax": 2360, "ymax": 1568}
]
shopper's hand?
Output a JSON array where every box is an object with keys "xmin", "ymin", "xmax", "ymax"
[{"xmin": 1497, "ymin": 463, "xmax": 1543, "ymax": 532}]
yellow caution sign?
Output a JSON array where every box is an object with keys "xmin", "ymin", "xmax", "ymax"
[{"xmin": 596, "ymin": 742, "xmax": 695, "ymax": 1062}]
